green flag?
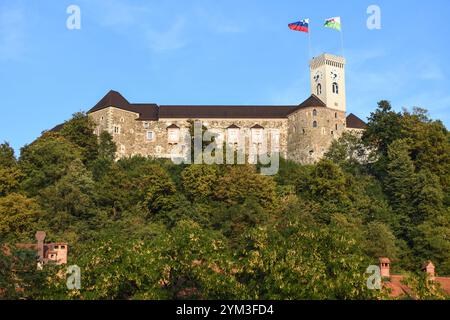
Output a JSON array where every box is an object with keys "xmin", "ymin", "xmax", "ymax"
[{"xmin": 324, "ymin": 17, "xmax": 341, "ymax": 31}]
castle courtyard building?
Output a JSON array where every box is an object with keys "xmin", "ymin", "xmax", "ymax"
[{"xmin": 87, "ymin": 53, "xmax": 366, "ymax": 164}]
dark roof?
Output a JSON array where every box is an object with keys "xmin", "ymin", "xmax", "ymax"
[
  {"xmin": 227, "ymin": 124, "xmax": 240, "ymax": 129},
  {"xmin": 158, "ymin": 105, "xmax": 297, "ymax": 119},
  {"xmin": 346, "ymin": 113, "xmax": 367, "ymax": 129},
  {"xmin": 167, "ymin": 124, "xmax": 180, "ymax": 129},
  {"xmin": 251, "ymin": 124, "xmax": 264, "ymax": 129},
  {"xmin": 87, "ymin": 90, "xmax": 159, "ymax": 121},
  {"xmin": 86, "ymin": 91, "xmax": 347, "ymax": 121},
  {"xmin": 297, "ymin": 94, "xmax": 327, "ymax": 109}
]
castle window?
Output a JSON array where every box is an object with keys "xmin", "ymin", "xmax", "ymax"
[
  {"xmin": 227, "ymin": 125, "xmax": 240, "ymax": 144},
  {"xmin": 113, "ymin": 126, "xmax": 121, "ymax": 134},
  {"xmin": 167, "ymin": 125, "xmax": 180, "ymax": 144},
  {"xmin": 120, "ymin": 117, "xmax": 125, "ymax": 123},
  {"xmin": 251, "ymin": 125, "xmax": 264, "ymax": 144},
  {"xmin": 313, "ymin": 121, "xmax": 318, "ymax": 128},
  {"xmin": 316, "ymin": 83, "xmax": 322, "ymax": 95},
  {"xmin": 335, "ymin": 112, "xmax": 338, "ymax": 118},
  {"xmin": 331, "ymin": 131, "xmax": 334, "ymax": 135},
  {"xmin": 332, "ymin": 82, "xmax": 339, "ymax": 94},
  {"xmin": 271, "ymin": 130, "xmax": 280, "ymax": 152},
  {"xmin": 146, "ymin": 131, "xmax": 155, "ymax": 141},
  {"xmin": 143, "ymin": 122, "xmax": 149, "ymax": 129},
  {"xmin": 313, "ymin": 109, "xmax": 317, "ymax": 117},
  {"xmin": 335, "ymin": 124, "xmax": 338, "ymax": 130},
  {"xmin": 302, "ymin": 129, "xmax": 306, "ymax": 134}
]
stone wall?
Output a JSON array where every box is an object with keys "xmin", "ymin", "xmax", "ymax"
[
  {"xmin": 287, "ymin": 107, "xmax": 346, "ymax": 164},
  {"xmin": 89, "ymin": 108, "xmax": 289, "ymax": 161},
  {"xmin": 90, "ymin": 106, "xmax": 352, "ymax": 164}
]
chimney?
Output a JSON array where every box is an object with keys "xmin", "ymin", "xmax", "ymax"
[
  {"xmin": 35, "ymin": 231, "xmax": 46, "ymax": 263},
  {"xmin": 379, "ymin": 257, "xmax": 391, "ymax": 278},
  {"xmin": 422, "ymin": 261, "xmax": 435, "ymax": 280}
]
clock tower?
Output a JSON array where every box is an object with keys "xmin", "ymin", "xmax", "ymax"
[{"xmin": 309, "ymin": 53, "xmax": 346, "ymax": 113}]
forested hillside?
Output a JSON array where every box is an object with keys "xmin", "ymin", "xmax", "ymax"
[{"xmin": 1, "ymin": 101, "xmax": 449, "ymax": 300}]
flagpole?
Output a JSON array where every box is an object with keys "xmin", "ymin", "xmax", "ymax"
[
  {"xmin": 308, "ymin": 24, "xmax": 312, "ymax": 59},
  {"xmin": 340, "ymin": 26, "xmax": 345, "ymax": 57}
]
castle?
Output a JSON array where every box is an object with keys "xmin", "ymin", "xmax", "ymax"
[{"xmin": 87, "ymin": 53, "xmax": 366, "ymax": 164}]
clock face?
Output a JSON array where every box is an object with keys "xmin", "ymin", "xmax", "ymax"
[
  {"xmin": 313, "ymin": 71, "xmax": 324, "ymax": 83},
  {"xmin": 331, "ymin": 70, "xmax": 340, "ymax": 81}
]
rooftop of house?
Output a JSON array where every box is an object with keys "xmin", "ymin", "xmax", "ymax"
[{"xmin": 86, "ymin": 90, "xmax": 355, "ymax": 121}]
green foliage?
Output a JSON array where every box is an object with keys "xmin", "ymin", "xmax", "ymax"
[
  {"xmin": 19, "ymin": 133, "xmax": 83, "ymax": 194},
  {"xmin": 60, "ymin": 112, "xmax": 99, "ymax": 164},
  {"xmin": 97, "ymin": 131, "xmax": 117, "ymax": 161},
  {"xmin": 0, "ymin": 193, "xmax": 41, "ymax": 241},
  {"xmin": 0, "ymin": 142, "xmax": 16, "ymax": 168},
  {"xmin": 2, "ymin": 101, "xmax": 449, "ymax": 300}
]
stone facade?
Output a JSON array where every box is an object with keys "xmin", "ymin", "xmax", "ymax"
[
  {"xmin": 86, "ymin": 53, "xmax": 366, "ymax": 164},
  {"xmin": 90, "ymin": 107, "xmax": 289, "ymax": 160}
]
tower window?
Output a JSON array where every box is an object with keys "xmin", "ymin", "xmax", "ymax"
[
  {"xmin": 332, "ymin": 82, "xmax": 339, "ymax": 94},
  {"xmin": 316, "ymin": 83, "xmax": 322, "ymax": 95},
  {"xmin": 313, "ymin": 121, "xmax": 318, "ymax": 128},
  {"xmin": 335, "ymin": 124, "xmax": 338, "ymax": 130},
  {"xmin": 335, "ymin": 112, "xmax": 338, "ymax": 118},
  {"xmin": 313, "ymin": 109, "xmax": 317, "ymax": 117}
]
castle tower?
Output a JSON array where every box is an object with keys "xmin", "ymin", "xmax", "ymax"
[{"xmin": 309, "ymin": 53, "xmax": 346, "ymax": 112}]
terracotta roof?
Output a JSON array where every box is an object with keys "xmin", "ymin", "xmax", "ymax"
[
  {"xmin": 384, "ymin": 275, "xmax": 450, "ymax": 298},
  {"xmin": 346, "ymin": 113, "xmax": 367, "ymax": 129}
]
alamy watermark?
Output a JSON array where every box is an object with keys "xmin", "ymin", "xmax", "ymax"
[
  {"xmin": 366, "ymin": 265, "xmax": 382, "ymax": 290},
  {"xmin": 66, "ymin": 265, "xmax": 81, "ymax": 290},
  {"xmin": 169, "ymin": 121, "xmax": 280, "ymax": 176},
  {"xmin": 66, "ymin": 5, "xmax": 81, "ymax": 30}
]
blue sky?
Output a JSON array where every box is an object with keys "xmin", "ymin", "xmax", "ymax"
[{"xmin": 1, "ymin": 0, "xmax": 449, "ymax": 154}]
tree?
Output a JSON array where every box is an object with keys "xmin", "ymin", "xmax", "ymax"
[
  {"xmin": 181, "ymin": 165, "xmax": 219, "ymax": 201},
  {"xmin": 362, "ymin": 100, "xmax": 403, "ymax": 156},
  {"xmin": 364, "ymin": 222, "xmax": 398, "ymax": 260},
  {"xmin": 38, "ymin": 159, "xmax": 97, "ymax": 231},
  {"xmin": 383, "ymin": 139, "xmax": 416, "ymax": 237},
  {"xmin": 0, "ymin": 142, "xmax": 16, "ymax": 168},
  {"xmin": 19, "ymin": 133, "xmax": 82, "ymax": 194},
  {"xmin": 213, "ymin": 165, "xmax": 278, "ymax": 209},
  {"xmin": 60, "ymin": 112, "xmax": 99, "ymax": 164},
  {"xmin": 0, "ymin": 167, "xmax": 23, "ymax": 197},
  {"xmin": 325, "ymin": 131, "xmax": 369, "ymax": 174},
  {"xmin": 0, "ymin": 193, "xmax": 41, "ymax": 241},
  {"xmin": 97, "ymin": 131, "xmax": 117, "ymax": 161}
]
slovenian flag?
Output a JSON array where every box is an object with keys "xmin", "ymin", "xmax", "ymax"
[
  {"xmin": 288, "ymin": 19, "xmax": 310, "ymax": 33},
  {"xmin": 324, "ymin": 17, "xmax": 341, "ymax": 31}
]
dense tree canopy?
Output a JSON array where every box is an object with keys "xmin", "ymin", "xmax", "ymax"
[{"xmin": 0, "ymin": 106, "xmax": 449, "ymax": 300}]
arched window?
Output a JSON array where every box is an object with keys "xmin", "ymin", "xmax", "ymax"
[
  {"xmin": 316, "ymin": 83, "xmax": 322, "ymax": 95},
  {"xmin": 335, "ymin": 112, "xmax": 338, "ymax": 118},
  {"xmin": 332, "ymin": 82, "xmax": 339, "ymax": 94},
  {"xmin": 313, "ymin": 109, "xmax": 317, "ymax": 117},
  {"xmin": 313, "ymin": 121, "xmax": 318, "ymax": 128}
]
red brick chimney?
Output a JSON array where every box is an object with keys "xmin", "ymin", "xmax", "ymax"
[
  {"xmin": 35, "ymin": 231, "xmax": 46, "ymax": 263},
  {"xmin": 379, "ymin": 257, "xmax": 391, "ymax": 278}
]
